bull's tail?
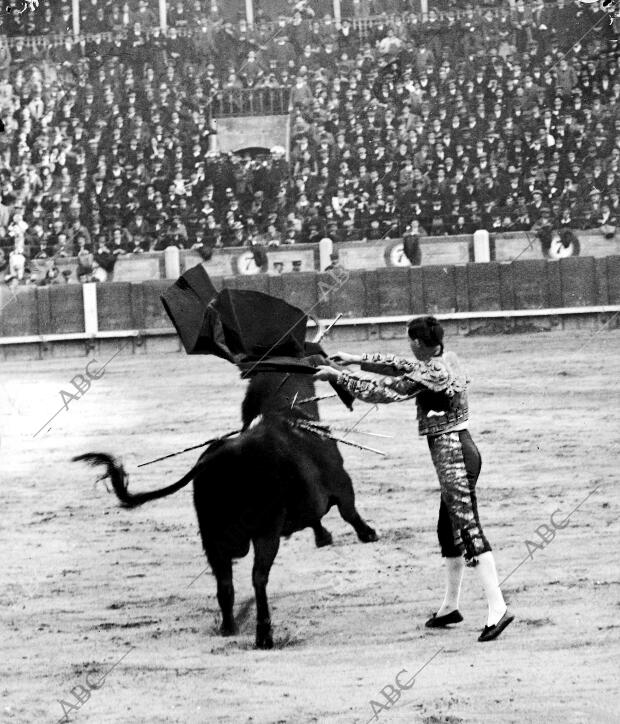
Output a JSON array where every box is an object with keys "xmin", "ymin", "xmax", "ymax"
[{"xmin": 72, "ymin": 452, "xmax": 198, "ymax": 508}]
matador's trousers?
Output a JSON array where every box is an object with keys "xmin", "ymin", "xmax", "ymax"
[{"xmin": 427, "ymin": 429, "xmax": 492, "ymax": 566}]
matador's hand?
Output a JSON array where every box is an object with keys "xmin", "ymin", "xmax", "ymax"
[
  {"xmin": 329, "ymin": 351, "xmax": 360, "ymax": 366},
  {"xmin": 314, "ymin": 365, "xmax": 340, "ymax": 381}
]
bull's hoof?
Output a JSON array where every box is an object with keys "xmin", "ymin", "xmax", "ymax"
[
  {"xmin": 256, "ymin": 622, "xmax": 273, "ymax": 649},
  {"xmin": 256, "ymin": 635, "xmax": 274, "ymax": 649},
  {"xmin": 220, "ymin": 621, "xmax": 238, "ymax": 636},
  {"xmin": 314, "ymin": 529, "xmax": 333, "ymax": 548},
  {"xmin": 357, "ymin": 526, "xmax": 378, "ymax": 543}
]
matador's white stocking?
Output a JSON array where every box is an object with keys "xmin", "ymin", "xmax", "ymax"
[
  {"xmin": 437, "ymin": 555, "xmax": 465, "ymax": 617},
  {"xmin": 475, "ymin": 551, "xmax": 507, "ymax": 627}
]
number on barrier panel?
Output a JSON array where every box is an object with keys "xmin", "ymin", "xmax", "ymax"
[
  {"xmin": 238, "ymin": 251, "xmax": 260, "ymax": 275},
  {"xmin": 389, "ymin": 243, "xmax": 409, "ymax": 267}
]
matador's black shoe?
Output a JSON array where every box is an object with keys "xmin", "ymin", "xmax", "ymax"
[
  {"xmin": 478, "ymin": 609, "xmax": 515, "ymax": 642},
  {"xmin": 425, "ymin": 609, "xmax": 464, "ymax": 628}
]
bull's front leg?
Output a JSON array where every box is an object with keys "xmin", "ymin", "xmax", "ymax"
[{"xmin": 251, "ymin": 514, "xmax": 284, "ymax": 649}]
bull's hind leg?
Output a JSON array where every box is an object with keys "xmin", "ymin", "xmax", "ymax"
[
  {"xmin": 211, "ymin": 556, "xmax": 237, "ymax": 636},
  {"xmin": 312, "ymin": 522, "xmax": 333, "ymax": 548},
  {"xmin": 251, "ymin": 513, "xmax": 285, "ymax": 649},
  {"xmin": 334, "ymin": 471, "xmax": 378, "ymax": 543}
]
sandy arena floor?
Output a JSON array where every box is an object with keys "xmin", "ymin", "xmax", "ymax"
[{"xmin": 1, "ymin": 329, "xmax": 619, "ymax": 724}]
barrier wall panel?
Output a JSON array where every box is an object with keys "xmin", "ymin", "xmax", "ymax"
[
  {"xmin": 422, "ymin": 266, "xmax": 457, "ymax": 313},
  {"xmin": 512, "ymin": 259, "xmax": 549, "ymax": 309},
  {"xmin": 130, "ymin": 284, "xmax": 146, "ymax": 328},
  {"xmin": 231, "ymin": 274, "xmax": 271, "ymax": 295},
  {"xmin": 48, "ymin": 284, "xmax": 85, "ymax": 333},
  {"xmin": 142, "ymin": 281, "xmax": 175, "ymax": 328},
  {"xmin": 97, "ymin": 283, "xmax": 134, "ymax": 331},
  {"xmin": 559, "ymin": 257, "xmax": 597, "ymax": 307},
  {"xmin": 186, "ymin": 253, "xmax": 235, "ymax": 278},
  {"xmin": 499, "ymin": 264, "xmax": 515, "ymax": 309},
  {"xmin": 409, "ymin": 267, "xmax": 425, "ymax": 314},
  {"xmin": 454, "ymin": 265, "xmax": 470, "ymax": 311},
  {"xmin": 363, "ymin": 271, "xmax": 380, "ymax": 320},
  {"xmin": 420, "ymin": 239, "xmax": 470, "ymax": 266},
  {"xmin": 466, "ymin": 263, "xmax": 502, "ymax": 311},
  {"xmin": 145, "ymin": 336, "xmax": 183, "ymax": 354},
  {"xmin": 267, "ymin": 274, "xmax": 285, "ymax": 302},
  {"xmin": 317, "ymin": 271, "xmax": 367, "ymax": 319},
  {"xmin": 495, "ymin": 232, "xmax": 540, "ymax": 262},
  {"xmin": 605, "ymin": 256, "xmax": 620, "ymax": 304},
  {"xmin": 375, "ymin": 268, "xmax": 411, "ymax": 315},
  {"xmin": 337, "ymin": 242, "xmax": 388, "ymax": 270},
  {"xmin": 42, "ymin": 340, "xmax": 80, "ymax": 358},
  {"xmin": 595, "ymin": 258, "xmax": 609, "ymax": 305},
  {"xmin": 222, "ymin": 275, "xmax": 239, "ymax": 290},
  {"xmin": 0, "ymin": 286, "xmax": 39, "ymax": 337},
  {"xmin": 378, "ymin": 321, "xmax": 407, "ymax": 339},
  {"xmin": 278, "ymin": 272, "xmax": 318, "ymax": 315},
  {"xmin": 578, "ymin": 233, "xmax": 620, "ymax": 258},
  {"xmin": 113, "ymin": 254, "xmax": 162, "ymax": 281},
  {"xmin": 4, "ymin": 255, "xmax": 620, "ymax": 347},
  {"xmin": 262, "ymin": 248, "xmax": 315, "ymax": 275},
  {"xmin": 35, "ymin": 287, "xmax": 52, "ymax": 335},
  {"xmin": 547, "ymin": 260, "xmax": 563, "ymax": 308}
]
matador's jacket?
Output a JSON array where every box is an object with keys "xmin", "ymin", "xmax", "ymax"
[
  {"xmin": 336, "ymin": 351, "xmax": 469, "ymax": 436},
  {"xmin": 336, "ymin": 351, "xmax": 491, "ymax": 564}
]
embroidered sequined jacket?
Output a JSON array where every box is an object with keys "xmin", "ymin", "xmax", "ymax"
[{"xmin": 337, "ymin": 351, "xmax": 470, "ymax": 436}]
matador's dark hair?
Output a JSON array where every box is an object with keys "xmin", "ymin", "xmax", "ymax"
[{"xmin": 407, "ymin": 316, "xmax": 444, "ymax": 354}]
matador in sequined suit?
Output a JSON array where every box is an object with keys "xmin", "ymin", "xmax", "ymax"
[{"xmin": 314, "ymin": 316, "xmax": 515, "ymax": 642}]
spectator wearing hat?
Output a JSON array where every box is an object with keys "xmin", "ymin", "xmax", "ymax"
[
  {"xmin": 67, "ymin": 219, "xmax": 91, "ymax": 250},
  {"xmin": 126, "ymin": 211, "xmax": 152, "ymax": 252},
  {"xmin": 94, "ymin": 235, "xmax": 116, "ymax": 274},
  {"xmin": 109, "ymin": 226, "xmax": 131, "ymax": 256},
  {"xmin": 324, "ymin": 250, "xmax": 344, "ymax": 272},
  {"xmin": 283, "ymin": 225, "xmax": 299, "ymax": 245},
  {"xmin": 528, "ymin": 188, "xmax": 546, "ymax": 222},
  {"xmin": 134, "ymin": 0, "xmax": 158, "ymax": 28},
  {"xmin": 595, "ymin": 203, "xmax": 617, "ymax": 237},
  {"xmin": 75, "ymin": 233, "xmax": 93, "ymax": 276},
  {"xmin": 201, "ymin": 215, "xmax": 221, "ymax": 249}
]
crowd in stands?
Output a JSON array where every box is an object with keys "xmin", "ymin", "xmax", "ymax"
[{"xmin": 0, "ymin": 0, "xmax": 619, "ymax": 284}]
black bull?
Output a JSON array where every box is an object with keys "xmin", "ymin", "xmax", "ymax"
[
  {"xmin": 73, "ymin": 378, "xmax": 377, "ymax": 649},
  {"xmin": 241, "ymin": 353, "xmax": 377, "ymax": 548}
]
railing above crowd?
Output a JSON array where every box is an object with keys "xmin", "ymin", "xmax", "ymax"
[
  {"xmin": 0, "ymin": 2, "xmax": 513, "ymax": 46},
  {"xmin": 212, "ymin": 87, "xmax": 291, "ymax": 117}
]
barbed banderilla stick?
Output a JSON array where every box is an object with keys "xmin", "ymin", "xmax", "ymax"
[
  {"xmin": 330, "ymin": 427, "xmax": 392, "ymax": 439},
  {"xmin": 311, "ymin": 431, "xmax": 386, "ymax": 456},
  {"xmin": 294, "ymin": 420, "xmax": 387, "ymax": 456},
  {"xmin": 137, "ymin": 428, "xmax": 242, "ymax": 468},
  {"xmin": 295, "ymin": 393, "xmax": 338, "ymax": 406}
]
